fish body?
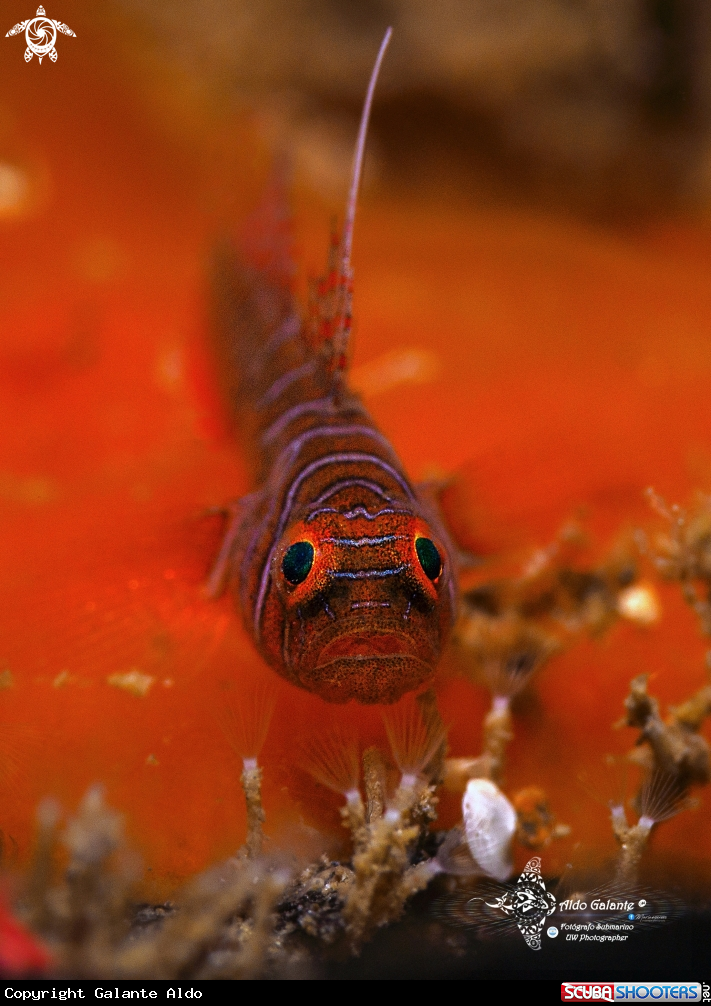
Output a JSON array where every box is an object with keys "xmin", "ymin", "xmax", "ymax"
[
  {"xmin": 208, "ymin": 29, "xmax": 457, "ymax": 704},
  {"xmin": 210, "ymin": 252, "xmax": 457, "ymax": 705}
]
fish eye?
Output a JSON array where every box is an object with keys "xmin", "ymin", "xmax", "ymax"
[
  {"xmin": 282, "ymin": 541, "xmax": 315, "ymax": 585},
  {"xmin": 415, "ymin": 537, "xmax": 442, "ymax": 581}
]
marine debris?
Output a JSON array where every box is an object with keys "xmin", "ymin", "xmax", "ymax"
[{"xmin": 461, "ymin": 778, "xmax": 516, "ymax": 882}]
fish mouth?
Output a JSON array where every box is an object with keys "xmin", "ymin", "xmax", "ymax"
[
  {"xmin": 301, "ymin": 652, "xmax": 434, "ymax": 704},
  {"xmin": 297, "ymin": 629, "xmax": 434, "ymax": 703},
  {"xmin": 317, "ymin": 630, "xmax": 414, "ymax": 663}
]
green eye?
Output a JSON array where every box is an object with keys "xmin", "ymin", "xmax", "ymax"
[
  {"xmin": 415, "ymin": 537, "xmax": 441, "ymax": 580},
  {"xmin": 282, "ymin": 541, "xmax": 315, "ymax": 585}
]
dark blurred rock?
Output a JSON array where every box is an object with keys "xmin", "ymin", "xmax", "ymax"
[{"xmin": 119, "ymin": 0, "xmax": 711, "ymax": 215}]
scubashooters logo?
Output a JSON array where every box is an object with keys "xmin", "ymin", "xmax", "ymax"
[
  {"xmin": 561, "ymin": 984, "xmax": 701, "ymax": 1001},
  {"xmin": 5, "ymin": 6, "xmax": 75, "ymax": 63}
]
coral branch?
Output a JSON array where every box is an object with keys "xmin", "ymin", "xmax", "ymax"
[
  {"xmin": 343, "ymin": 784, "xmax": 434, "ymax": 952},
  {"xmin": 621, "ymin": 675, "xmax": 710, "ymax": 789},
  {"xmin": 612, "ymin": 813, "xmax": 653, "ymax": 886},
  {"xmin": 643, "ymin": 490, "xmax": 711, "ymax": 635},
  {"xmin": 362, "ymin": 747, "xmax": 385, "ymax": 824},
  {"xmin": 240, "ymin": 759, "xmax": 266, "ymax": 859},
  {"xmin": 613, "ymin": 673, "xmax": 711, "ymax": 882},
  {"xmin": 443, "ymin": 695, "xmax": 513, "ymax": 787}
]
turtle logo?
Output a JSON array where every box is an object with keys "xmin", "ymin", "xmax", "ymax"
[{"xmin": 5, "ymin": 6, "xmax": 75, "ymax": 63}]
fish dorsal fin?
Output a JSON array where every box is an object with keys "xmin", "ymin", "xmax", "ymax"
[
  {"xmin": 239, "ymin": 152, "xmax": 295, "ymax": 287},
  {"xmin": 309, "ymin": 27, "xmax": 392, "ymax": 386},
  {"xmin": 341, "ymin": 26, "xmax": 392, "ymax": 281}
]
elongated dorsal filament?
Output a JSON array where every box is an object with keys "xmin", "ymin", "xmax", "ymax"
[{"xmin": 340, "ymin": 26, "xmax": 393, "ymax": 279}]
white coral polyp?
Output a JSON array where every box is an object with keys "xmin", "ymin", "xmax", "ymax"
[{"xmin": 462, "ymin": 778, "xmax": 516, "ymax": 882}]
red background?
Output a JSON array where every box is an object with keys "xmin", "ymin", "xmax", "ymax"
[{"xmin": 0, "ymin": 3, "xmax": 709, "ymax": 896}]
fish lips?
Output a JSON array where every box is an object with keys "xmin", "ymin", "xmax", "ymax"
[
  {"xmin": 317, "ymin": 629, "xmax": 417, "ymax": 662},
  {"xmin": 297, "ymin": 624, "xmax": 438, "ymax": 703}
]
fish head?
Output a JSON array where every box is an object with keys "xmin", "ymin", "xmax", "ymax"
[{"xmin": 267, "ymin": 508, "xmax": 455, "ymax": 703}]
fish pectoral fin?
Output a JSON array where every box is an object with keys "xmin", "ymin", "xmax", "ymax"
[
  {"xmin": 449, "ymin": 545, "xmax": 481, "ymax": 571},
  {"xmin": 202, "ymin": 492, "xmax": 261, "ymax": 600},
  {"xmin": 414, "ymin": 476, "xmax": 454, "ymax": 514}
]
